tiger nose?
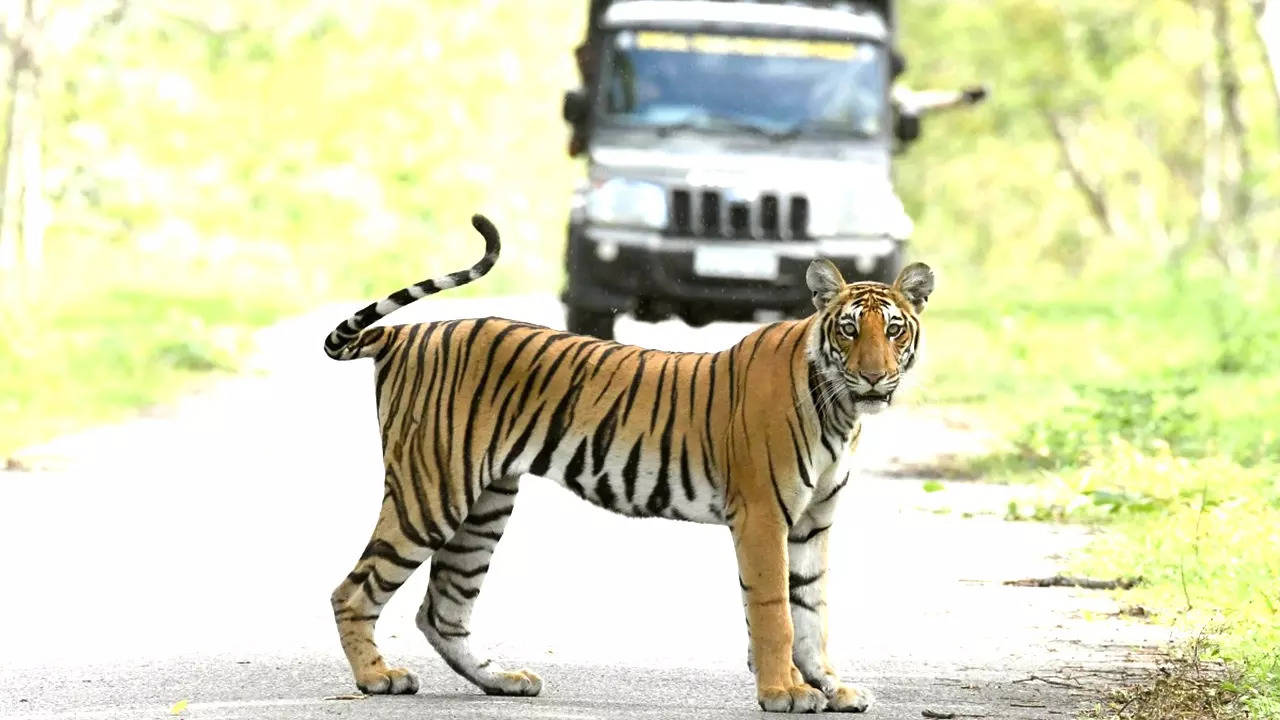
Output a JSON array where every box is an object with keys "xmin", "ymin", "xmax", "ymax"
[{"xmin": 859, "ymin": 370, "xmax": 886, "ymax": 385}]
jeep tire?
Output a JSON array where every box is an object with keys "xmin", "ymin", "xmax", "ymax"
[{"xmin": 566, "ymin": 305, "xmax": 616, "ymax": 340}]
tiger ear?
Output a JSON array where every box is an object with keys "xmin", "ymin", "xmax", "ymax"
[
  {"xmin": 893, "ymin": 262, "xmax": 935, "ymax": 314},
  {"xmin": 806, "ymin": 259, "xmax": 845, "ymax": 310}
]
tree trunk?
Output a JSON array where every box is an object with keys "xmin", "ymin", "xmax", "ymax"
[
  {"xmin": 1252, "ymin": 1, "xmax": 1280, "ymax": 113},
  {"xmin": 1214, "ymin": 0, "xmax": 1254, "ymax": 264},
  {"xmin": 1042, "ymin": 110, "xmax": 1119, "ymax": 239},
  {"xmin": 0, "ymin": 0, "xmax": 43, "ymax": 275}
]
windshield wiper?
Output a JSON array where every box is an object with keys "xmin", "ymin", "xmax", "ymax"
[
  {"xmin": 651, "ymin": 116, "xmax": 793, "ymax": 141},
  {"xmin": 771, "ymin": 121, "xmax": 820, "ymax": 141},
  {"xmin": 653, "ymin": 121, "xmax": 700, "ymax": 138}
]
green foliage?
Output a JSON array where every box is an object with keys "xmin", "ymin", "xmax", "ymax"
[
  {"xmin": 1014, "ymin": 385, "xmax": 1205, "ymax": 469},
  {"xmin": 1049, "ymin": 446, "xmax": 1280, "ymax": 717},
  {"xmin": 923, "ymin": 268, "xmax": 1279, "ymax": 713},
  {"xmin": 896, "ymin": 0, "xmax": 1280, "ymax": 278},
  {"xmin": 1, "ymin": 0, "xmax": 587, "ymax": 455}
]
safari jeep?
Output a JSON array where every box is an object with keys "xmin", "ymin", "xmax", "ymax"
[{"xmin": 559, "ymin": 0, "xmax": 921, "ymax": 339}]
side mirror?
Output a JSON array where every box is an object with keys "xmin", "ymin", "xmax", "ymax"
[
  {"xmin": 894, "ymin": 112, "xmax": 921, "ymax": 143},
  {"xmin": 563, "ymin": 89, "xmax": 589, "ymax": 124},
  {"xmin": 961, "ymin": 85, "xmax": 988, "ymax": 105}
]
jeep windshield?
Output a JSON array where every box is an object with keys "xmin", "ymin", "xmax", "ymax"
[{"xmin": 598, "ymin": 30, "xmax": 887, "ymax": 139}]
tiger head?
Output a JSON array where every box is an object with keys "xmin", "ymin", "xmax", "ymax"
[{"xmin": 805, "ymin": 259, "xmax": 935, "ymax": 415}]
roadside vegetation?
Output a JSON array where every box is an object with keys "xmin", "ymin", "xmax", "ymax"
[
  {"xmin": 894, "ymin": 1, "xmax": 1280, "ymax": 713},
  {"xmin": 0, "ymin": 0, "xmax": 581, "ymax": 455},
  {"xmin": 912, "ymin": 271, "xmax": 1279, "ymax": 718}
]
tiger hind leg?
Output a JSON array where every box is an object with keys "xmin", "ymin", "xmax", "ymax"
[
  {"xmin": 331, "ymin": 488, "xmax": 440, "ymax": 695},
  {"xmin": 416, "ymin": 475, "xmax": 542, "ymax": 697}
]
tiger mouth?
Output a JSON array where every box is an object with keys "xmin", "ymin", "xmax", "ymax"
[{"xmin": 854, "ymin": 391, "xmax": 893, "ymax": 403}]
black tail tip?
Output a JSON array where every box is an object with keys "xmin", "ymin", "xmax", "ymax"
[{"xmin": 470, "ymin": 214, "xmax": 499, "ymax": 244}]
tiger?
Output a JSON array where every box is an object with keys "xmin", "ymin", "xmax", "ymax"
[{"xmin": 324, "ymin": 214, "xmax": 934, "ymax": 713}]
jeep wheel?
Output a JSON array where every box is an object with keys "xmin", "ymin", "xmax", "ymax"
[{"xmin": 566, "ymin": 305, "xmax": 616, "ymax": 340}]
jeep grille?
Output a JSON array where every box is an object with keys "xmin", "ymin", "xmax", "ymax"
[{"xmin": 669, "ymin": 188, "xmax": 810, "ymax": 240}]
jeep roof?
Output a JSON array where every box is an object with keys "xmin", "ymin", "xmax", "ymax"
[{"xmin": 601, "ymin": 0, "xmax": 889, "ymax": 42}]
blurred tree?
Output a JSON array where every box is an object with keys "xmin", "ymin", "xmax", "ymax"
[
  {"xmin": 897, "ymin": 0, "xmax": 1280, "ymax": 277},
  {"xmin": 1252, "ymin": 0, "xmax": 1280, "ymax": 108},
  {"xmin": 0, "ymin": 0, "xmax": 44, "ymax": 275}
]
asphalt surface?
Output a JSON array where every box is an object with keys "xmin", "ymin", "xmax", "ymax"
[{"xmin": 0, "ymin": 295, "xmax": 1170, "ymax": 719}]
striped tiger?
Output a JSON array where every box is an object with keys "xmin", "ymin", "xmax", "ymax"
[{"xmin": 325, "ymin": 215, "xmax": 934, "ymax": 713}]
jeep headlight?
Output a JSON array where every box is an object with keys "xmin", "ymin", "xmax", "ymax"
[
  {"xmin": 807, "ymin": 197, "xmax": 843, "ymax": 237},
  {"xmin": 806, "ymin": 189, "xmax": 913, "ymax": 239},
  {"xmin": 585, "ymin": 178, "xmax": 668, "ymax": 229}
]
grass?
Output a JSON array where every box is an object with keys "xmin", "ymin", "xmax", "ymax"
[{"xmin": 913, "ymin": 268, "xmax": 1280, "ymax": 717}]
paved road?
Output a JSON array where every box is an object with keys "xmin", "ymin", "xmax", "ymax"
[{"xmin": 0, "ymin": 295, "xmax": 1168, "ymax": 719}]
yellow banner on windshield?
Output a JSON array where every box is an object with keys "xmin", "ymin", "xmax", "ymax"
[{"xmin": 634, "ymin": 31, "xmax": 856, "ymax": 61}]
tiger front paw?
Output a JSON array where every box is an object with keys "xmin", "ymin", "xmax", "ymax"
[
  {"xmin": 758, "ymin": 683, "xmax": 827, "ymax": 713},
  {"xmin": 482, "ymin": 669, "xmax": 542, "ymax": 697},
  {"xmin": 825, "ymin": 683, "xmax": 873, "ymax": 713},
  {"xmin": 355, "ymin": 667, "xmax": 419, "ymax": 695}
]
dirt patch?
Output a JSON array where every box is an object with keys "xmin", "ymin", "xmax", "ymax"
[{"xmin": 1086, "ymin": 650, "xmax": 1249, "ymax": 720}]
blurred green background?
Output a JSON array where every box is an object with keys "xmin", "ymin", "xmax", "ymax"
[{"xmin": 0, "ymin": 0, "xmax": 1276, "ymax": 714}]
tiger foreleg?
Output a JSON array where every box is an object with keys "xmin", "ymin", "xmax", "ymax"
[
  {"xmin": 786, "ymin": 497, "xmax": 872, "ymax": 712},
  {"xmin": 416, "ymin": 476, "xmax": 542, "ymax": 697},
  {"xmin": 732, "ymin": 502, "xmax": 827, "ymax": 713}
]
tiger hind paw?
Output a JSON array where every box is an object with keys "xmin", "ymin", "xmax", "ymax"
[{"xmin": 355, "ymin": 667, "xmax": 419, "ymax": 695}]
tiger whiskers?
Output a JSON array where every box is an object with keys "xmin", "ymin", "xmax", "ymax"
[{"xmin": 810, "ymin": 372, "xmax": 851, "ymax": 419}]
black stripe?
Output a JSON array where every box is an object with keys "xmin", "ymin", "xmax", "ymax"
[
  {"xmin": 460, "ymin": 320, "xmax": 499, "ymax": 501},
  {"xmin": 703, "ymin": 353, "xmax": 719, "ymax": 444},
  {"xmin": 766, "ymin": 448, "xmax": 793, "ymax": 527},
  {"xmin": 788, "ymin": 420, "xmax": 812, "ymax": 489},
  {"xmin": 647, "ymin": 357, "xmax": 683, "ymax": 515},
  {"xmin": 788, "ymin": 570, "xmax": 824, "ymax": 590},
  {"xmin": 789, "ymin": 594, "xmax": 820, "ymax": 613},
  {"xmin": 815, "ymin": 473, "xmax": 849, "ymax": 505},
  {"xmin": 432, "ymin": 561, "xmax": 492, "ymax": 579},
  {"xmin": 678, "ymin": 442, "xmax": 696, "ymax": 502},
  {"xmin": 379, "ymin": 323, "xmax": 426, "ymax": 443},
  {"xmin": 488, "ymin": 330, "xmax": 539, "ymax": 403},
  {"xmin": 622, "ymin": 439, "xmax": 642, "ymax": 502},
  {"xmin": 384, "ymin": 468, "xmax": 439, "ymax": 549},
  {"xmin": 536, "ymin": 336, "xmax": 576, "ymax": 395},
  {"xmin": 649, "ymin": 357, "xmax": 670, "ymax": 431},
  {"xmin": 359, "ymin": 539, "xmax": 420, "ymax": 570},
  {"xmin": 700, "ymin": 441, "xmax": 716, "ymax": 490},
  {"xmin": 591, "ymin": 393, "xmax": 623, "ymax": 474},
  {"xmin": 726, "ymin": 348, "xmax": 737, "ymax": 410},
  {"xmin": 622, "ymin": 352, "xmax": 650, "ymax": 419},
  {"xmin": 528, "ymin": 379, "xmax": 585, "ymax": 476},
  {"xmin": 366, "ymin": 566, "xmax": 402, "ymax": 594},
  {"xmin": 588, "ymin": 342, "xmax": 624, "ymax": 379},
  {"xmin": 501, "ymin": 401, "xmax": 546, "ymax": 475},
  {"xmin": 688, "ymin": 355, "xmax": 704, "ymax": 423},
  {"xmin": 427, "ymin": 322, "xmax": 462, "ymax": 528},
  {"xmin": 789, "ymin": 524, "xmax": 830, "ymax": 544},
  {"xmin": 595, "ymin": 473, "xmax": 617, "ymax": 510},
  {"xmin": 465, "ymin": 504, "xmax": 514, "ymax": 526},
  {"xmin": 563, "ymin": 439, "xmax": 588, "ymax": 497},
  {"xmin": 450, "ymin": 580, "xmax": 480, "ymax": 599},
  {"xmin": 441, "ymin": 543, "xmax": 491, "ymax": 555}
]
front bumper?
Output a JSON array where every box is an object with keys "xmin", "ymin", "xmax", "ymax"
[{"xmin": 561, "ymin": 225, "xmax": 905, "ymax": 319}]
